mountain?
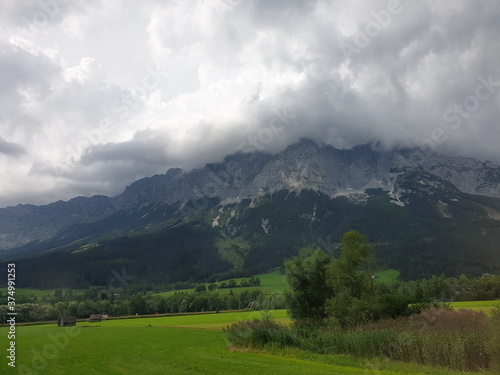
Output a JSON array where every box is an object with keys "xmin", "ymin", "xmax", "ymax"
[{"xmin": 1, "ymin": 139, "xmax": 500, "ymax": 287}]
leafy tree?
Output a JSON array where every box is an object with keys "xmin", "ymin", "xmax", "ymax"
[
  {"xmin": 179, "ymin": 299, "xmax": 188, "ymax": 313},
  {"xmin": 228, "ymin": 279, "xmax": 237, "ymax": 288},
  {"xmin": 130, "ymin": 295, "xmax": 147, "ymax": 315},
  {"xmin": 195, "ymin": 284, "xmax": 207, "ymax": 293},
  {"xmin": 285, "ymin": 231, "xmax": 413, "ymax": 327},
  {"xmin": 54, "ymin": 289, "xmax": 63, "ymax": 300},
  {"xmin": 325, "ymin": 231, "xmax": 378, "ymax": 327},
  {"xmin": 249, "ymin": 276, "xmax": 261, "ymax": 286},
  {"xmin": 284, "ymin": 249, "xmax": 333, "ymax": 322},
  {"xmin": 208, "ymin": 283, "xmax": 218, "ymax": 291},
  {"xmin": 325, "ymin": 231, "xmax": 414, "ymax": 327}
]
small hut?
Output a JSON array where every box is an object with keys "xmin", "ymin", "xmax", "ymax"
[
  {"xmin": 88, "ymin": 314, "xmax": 101, "ymax": 323},
  {"xmin": 58, "ymin": 316, "xmax": 76, "ymax": 327}
]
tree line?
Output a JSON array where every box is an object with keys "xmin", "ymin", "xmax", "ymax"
[{"xmin": 0, "ymin": 288, "xmax": 284, "ymax": 323}]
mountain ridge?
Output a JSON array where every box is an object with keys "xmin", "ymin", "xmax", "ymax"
[
  {"xmin": 2, "ymin": 139, "xmax": 500, "ymax": 286},
  {"xmin": 1, "ymin": 139, "xmax": 500, "ymax": 253}
]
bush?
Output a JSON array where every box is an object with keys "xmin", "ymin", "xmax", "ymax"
[
  {"xmin": 225, "ymin": 308, "xmax": 495, "ymax": 372},
  {"xmin": 195, "ymin": 284, "xmax": 207, "ymax": 292},
  {"xmin": 224, "ymin": 319, "xmax": 300, "ymax": 349},
  {"xmin": 226, "ymin": 308, "xmax": 492, "ymax": 372}
]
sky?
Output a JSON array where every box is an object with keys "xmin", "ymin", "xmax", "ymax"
[{"xmin": 1, "ymin": 0, "xmax": 499, "ymax": 207}]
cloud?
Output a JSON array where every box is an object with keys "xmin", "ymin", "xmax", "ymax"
[
  {"xmin": 0, "ymin": 138, "xmax": 26, "ymax": 157},
  {"xmin": 0, "ymin": 0, "xmax": 500, "ymax": 207},
  {"xmin": 140, "ymin": 0, "xmax": 500, "ymax": 156},
  {"xmin": 0, "ymin": 0, "xmax": 107, "ymax": 39}
]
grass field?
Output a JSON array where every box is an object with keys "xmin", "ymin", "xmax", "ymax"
[
  {"xmin": 155, "ymin": 268, "xmax": 400, "ymax": 298},
  {"xmin": 374, "ymin": 269, "xmax": 400, "ymax": 283},
  {"xmin": 450, "ymin": 299, "xmax": 500, "ymax": 314},
  {"xmin": 155, "ymin": 268, "xmax": 288, "ymax": 298},
  {"xmin": 0, "ymin": 268, "xmax": 399, "ymax": 301},
  {"xmin": 0, "ymin": 310, "xmax": 488, "ymax": 375}
]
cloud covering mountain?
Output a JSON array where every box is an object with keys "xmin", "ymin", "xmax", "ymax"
[{"xmin": 1, "ymin": 0, "xmax": 499, "ymax": 206}]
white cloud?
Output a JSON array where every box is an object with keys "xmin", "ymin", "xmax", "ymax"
[{"xmin": 0, "ymin": 0, "xmax": 500, "ymax": 207}]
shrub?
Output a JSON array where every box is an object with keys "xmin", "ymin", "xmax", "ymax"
[
  {"xmin": 224, "ymin": 319, "xmax": 300, "ymax": 349},
  {"xmin": 195, "ymin": 284, "xmax": 207, "ymax": 293},
  {"xmin": 225, "ymin": 308, "xmax": 493, "ymax": 371}
]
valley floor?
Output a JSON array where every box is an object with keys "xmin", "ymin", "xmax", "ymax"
[{"xmin": 0, "ymin": 310, "xmax": 490, "ymax": 375}]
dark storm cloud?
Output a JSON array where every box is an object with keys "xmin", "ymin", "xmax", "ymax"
[
  {"xmin": 81, "ymin": 129, "xmax": 170, "ymax": 165},
  {"xmin": 1, "ymin": 0, "xmax": 500, "ymax": 207},
  {"xmin": 81, "ymin": 0, "xmax": 500, "ymax": 181}
]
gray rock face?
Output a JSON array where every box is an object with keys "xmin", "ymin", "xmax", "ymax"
[
  {"xmin": 1, "ymin": 139, "xmax": 499, "ymax": 250},
  {"xmin": 0, "ymin": 195, "xmax": 114, "ymax": 250},
  {"xmin": 177, "ymin": 140, "xmax": 500, "ymax": 203}
]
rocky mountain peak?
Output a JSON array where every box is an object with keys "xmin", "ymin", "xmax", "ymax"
[{"xmin": 1, "ymin": 139, "xmax": 500, "ymax": 251}]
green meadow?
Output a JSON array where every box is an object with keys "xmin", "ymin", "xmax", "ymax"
[
  {"xmin": 450, "ymin": 299, "xmax": 500, "ymax": 314},
  {"xmin": 0, "ymin": 268, "xmax": 399, "ymax": 302},
  {"xmin": 374, "ymin": 269, "xmax": 400, "ymax": 283},
  {"xmin": 155, "ymin": 268, "xmax": 399, "ymax": 298},
  {"xmin": 155, "ymin": 268, "xmax": 289, "ymax": 297},
  {"xmin": 0, "ymin": 310, "xmax": 486, "ymax": 375}
]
